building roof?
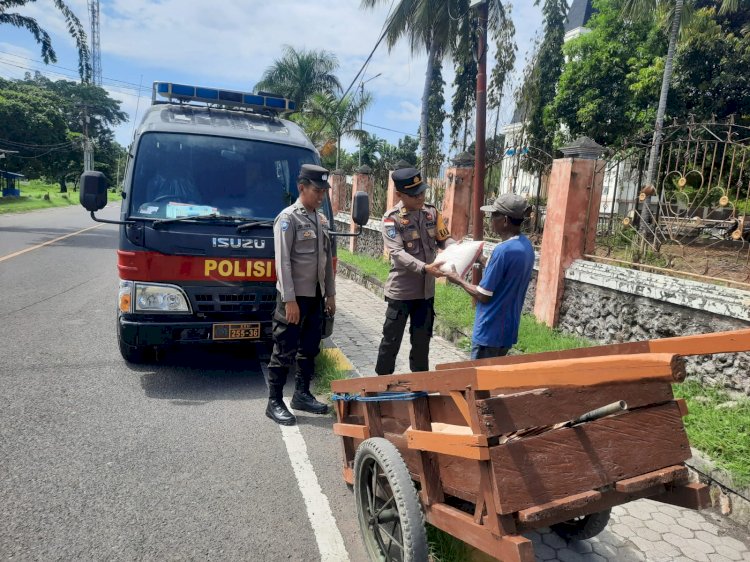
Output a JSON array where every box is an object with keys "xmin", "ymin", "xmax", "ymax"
[{"xmin": 564, "ymin": 0, "xmax": 594, "ymax": 32}]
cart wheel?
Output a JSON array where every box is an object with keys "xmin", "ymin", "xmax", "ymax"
[
  {"xmin": 550, "ymin": 508, "xmax": 611, "ymax": 541},
  {"xmin": 354, "ymin": 438, "xmax": 428, "ymax": 562}
]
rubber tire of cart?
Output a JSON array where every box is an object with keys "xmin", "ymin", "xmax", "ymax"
[
  {"xmin": 354, "ymin": 438, "xmax": 429, "ymax": 562},
  {"xmin": 550, "ymin": 508, "xmax": 612, "ymax": 541}
]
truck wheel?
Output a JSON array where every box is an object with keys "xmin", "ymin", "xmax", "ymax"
[
  {"xmin": 354, "ymin": 437, "xmax": 428, "ymax": 562},
  {"xmin": 117, "ymin": 324, "xmax": 155, "ymax": 364},
  {"xmin": 550, "ymin": 509, "xmax": 611, "ymax": 541}
]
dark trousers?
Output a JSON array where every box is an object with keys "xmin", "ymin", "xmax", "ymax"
[
  {"xmin": 375, "ymin": 297, "xmax": 434, "ymax": 375},
  {"xmin": 267, "ymin": 293, "xmax": 323, "ymax": 398},
  {"xmin": 470, "ymin": 343, "xmax": 510, "ymax": 360}
]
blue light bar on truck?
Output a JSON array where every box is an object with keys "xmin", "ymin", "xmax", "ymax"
[{"xmin": 152, "ymin": 82, "xmax": 296, "ymax": 113}]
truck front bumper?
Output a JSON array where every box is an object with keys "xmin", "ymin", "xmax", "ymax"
[{"xmin": 118, "ymin": 316, "xmax": 274, "ymax": 346}]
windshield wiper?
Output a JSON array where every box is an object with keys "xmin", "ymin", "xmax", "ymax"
[
  {"xmin": 237, "ymin": 219, "xmax": 274, "ymax": 232},
  {"xmin": 151, "ymin": 213, "xmax": 246, "ymax": 229}
]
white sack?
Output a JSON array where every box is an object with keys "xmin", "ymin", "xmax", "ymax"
[{"xmin": 436, "ymin": 241, "xmax": 484, "ymax": 277}]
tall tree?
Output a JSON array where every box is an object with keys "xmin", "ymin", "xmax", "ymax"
[
  {"xmin": 523, "ymin": 0, "xmax": 568, "ymax": 171},
  {"xmin": 450, "ymin": 16, "xmax": 478, "ymax": 151},
  {"xmin": 361, "ymin": 0, "xmax": 507, "ymax": 177},
  {"xmin": 254, "ymin": 45, "xmax": 341, "ymax": 111},
  {"xmin": 621, "ymin": 0, "xmax": 744, "ymax": 188},
  {"xmin": 0, "ymin": 0, "xmax": 90, "ymax": 81},
  {"xmin": 305, "ymin": 91, "xmax": 373, "ymax": 170}
]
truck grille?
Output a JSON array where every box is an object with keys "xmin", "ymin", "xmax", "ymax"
[{"xmin": 184, "ymin": 285, "xmax": 276, "ymax": 314}]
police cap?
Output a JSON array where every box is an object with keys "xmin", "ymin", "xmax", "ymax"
[
  {"xmin": 299, "ymin": 164, "xmax": 331, "ymax": 190},
  {"xmin": 392, "ymin": 167, "xmax": 428, "ymax": 195}
]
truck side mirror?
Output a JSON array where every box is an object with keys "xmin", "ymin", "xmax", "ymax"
[
  {"xmin": 352, "ymin": 191, "xmax": 370, "ymax": 226},
  {"xmin": 80, "ymin": 171, "xmax": 108, "ymax": 212}
]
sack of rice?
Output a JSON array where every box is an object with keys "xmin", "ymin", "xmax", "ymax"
[{"xmin": 436, "ymin": 241, "xmax": 484, "ymax": 277}]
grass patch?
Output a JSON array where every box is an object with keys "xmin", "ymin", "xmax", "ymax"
[
  {"xmin": 428, "ymin": 524, "xmax": 471, "ymax": 562},
  {"xmin": 313, "ymin": 347, "xmax": 353, "ymax": 397},
  {"xmin": 0, "ymin": 179, "xmax": 120, "ymax": 214},
  {"xmin": 674, "ymin": 381, "xmax": 750, "ymax": 488},
  {"xmin": 337, "ymin": 247, "xmax": 389, "ymax": 282}
]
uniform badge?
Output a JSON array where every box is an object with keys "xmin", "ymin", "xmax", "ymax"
[
  {"xmin": 424, "ymin": 211, "xmax": 432, "ymax": 221},
  {"xmin": 281, "ymin": 220, "xmax": 289, "ymax": 232},
  {"xmin": 400, "ymin": 218, "xmax": 410, "ymax": 225},
  {"xmin": 384, "ymin": 218, "xmax": 397, "ymax": 239},
  {"xmin": 303, "ymin": 230, "xmax": 313, "ymax": 238},
  {"xmin": 407, "ymin": 242, "xmax": 414, "ymax": 248}
]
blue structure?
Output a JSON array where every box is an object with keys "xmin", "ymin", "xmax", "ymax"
[{"xmin": 1, "ymin": 170, "xmax": 25, "ymax": 197}]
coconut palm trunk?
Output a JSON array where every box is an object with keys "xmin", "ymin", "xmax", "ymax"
[
  {"xmin": 643, "ymin": 0, "xmax": 683, "ymax": 190},
  {"xmin": 420, "ymin": 42, "xmax": 437, "ymax": 178}
]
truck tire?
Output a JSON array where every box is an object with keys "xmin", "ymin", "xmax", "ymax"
[
  {"xmin": 354, "ymin": 438, "xmax": 428, "ymax": 562},
  {"xmin": 550, "ymin": 509, "xmax": 611, "ymax": 541}
]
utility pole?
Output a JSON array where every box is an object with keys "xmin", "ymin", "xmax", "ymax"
[
  {"xmin": 83, "ymin": 107, "xmax": 93, "ymax": 172},
  {"xmin": 88, "ymin": 0, "xmax": 102, "ymax": 86},
  {"xmin": 358, "ymin": 73, "xmax": 380, "ymax": 167},
  {"xmin": 471, "ymin": 0, "xmax": 488, "ymax": 283}
]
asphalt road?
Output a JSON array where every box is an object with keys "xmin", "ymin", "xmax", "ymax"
[{"xmin": 0, "ymin": 205, "xmax": 365, "ymax": 561}]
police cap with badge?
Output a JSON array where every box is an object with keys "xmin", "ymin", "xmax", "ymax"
[
  {"xmin": 299, "ymin": 164, "xmax": 331, "ymax": 190},
  {"xmin": 392, "ymin": 167, "xmax": 428, "ymax": 196}
]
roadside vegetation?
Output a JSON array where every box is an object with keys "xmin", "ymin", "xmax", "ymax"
[
  {"xmin": 336, "ymin": 247, "xmax": 750, "ymax": 560},
  {"xmin": 0, "ymin": 179, "xmax": 120, "ymax": 215}
]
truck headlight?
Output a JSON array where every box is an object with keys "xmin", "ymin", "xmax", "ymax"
[{"xmin": 133, "ymin": 283, "xmax": 191, "ymax": 313}]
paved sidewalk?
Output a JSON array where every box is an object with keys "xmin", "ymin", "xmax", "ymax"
[{"xmin": 332, "ymin": 277, "xmax": 750, "ymax": 562}]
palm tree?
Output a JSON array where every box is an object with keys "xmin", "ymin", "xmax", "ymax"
[
  {"xmin": 0, "ymin": 0, "xmax": 90, "ymax": 82},
  {"xmin": 305, "ymin": 91, "xmax": 374, "ymax": 170},
  {"xmin": 622, "ymin": 0, "xmax": 742, "ymax": 190},
  {"xmin": 254, "ymin": 45, "xmax": 342, "ymax": 111},
  {"xmin": 361, "ymin": 0, "xmax": 506, "ymax": 176}
]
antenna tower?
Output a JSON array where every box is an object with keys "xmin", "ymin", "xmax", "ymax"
[{"xmin": 88, "ymin": 0, "xmax": 102, "ymax": 85}]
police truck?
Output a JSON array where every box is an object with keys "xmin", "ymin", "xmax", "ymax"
[{"xmin": 80, "ymin": 82, "xmax": 368, "ymax": 363}]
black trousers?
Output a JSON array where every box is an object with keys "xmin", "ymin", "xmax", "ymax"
[
  {"xmin": 267, "ymin": 292, "xmax": 324, "ymax": 395},
  {"xmin": 375, "ymin": 297, "xmax": 434, "ymax": 375}
]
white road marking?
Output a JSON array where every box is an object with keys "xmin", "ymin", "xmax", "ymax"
[
  {"xmin": 260, "ymin": 362, "xmax": 350, "ymax": 561},
  {"xmin": 0, "ymin": 224, "xmax": 103, "ymax": 263}
]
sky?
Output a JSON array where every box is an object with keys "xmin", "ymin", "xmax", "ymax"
[{"xmin": 0, "ymin": 0, "xmax": 544, "ymax": 157}]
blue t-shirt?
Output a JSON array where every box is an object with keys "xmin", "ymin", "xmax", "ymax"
[{"xmin": 473, "ymin": 235, "xmax": 535, "ymax": 348}]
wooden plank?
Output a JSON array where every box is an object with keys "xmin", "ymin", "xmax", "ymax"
[
  {"xmin": 475, "ymin": 353, "xmax": 686, "ymax": 391},
  {"xmin": 331, "ymin": 368, "xmax": 477, "ymax": 394},
  {"xmin": 615, "ymin": 465, "xmax": 689, "ymax": 494},
  {"xmin": 648, "ymin": 328, "xmax": 750, "ymax": 356},
  {"xmin": 407, "ymin": 429, "xmax": 489, "ymax": 460},
  {"xmin": 407, "ymin": 397, "xmax": 445, "ymax": 506},
  {"xmin": 362, "ymin": 395, "xmax": 384, "ymax": 438},
  {"xmin": 379, "ymin": 395, "xmax": 468, "ymax": 428},
  {"xmin": 518, "ymin": 490, "xmax": 602, "ymax": 523},
  {"xmin": 652, "ymin": 482, "xmax": 711, "ymax": 510},
  {"xmin": 450, "ymin": 391, "xmax": 472, "ymax": 426},
  {"xmin": 476, "ymin": 381, "xmax": 674, "ymax": 436},
  {"xmin": 676, "ymin": 398, "xmax": 689, "ymax": 417},
  {"xmin": 517, "ymin": 483, "xmax": 668, "ymax": 531},
  {"xmin": 436, "ymin": 341, "xmax": 649, "ymax": 370},
  {"xmin": 333, "ymin": 423, "xmax": 371, "ymax": 440},
  {"xmin": 343, "ymin": 466, "xmax": 354, "ymax": 485},
  {"xmin": 435, "ymin": 328, "xmax": 750, "ymax": 371},
  {"xmin": 490, "ymin": 402, "xmax": 691, "ymax": 515},
  {"xmin": 426, "ymin": 504, "xmax": 535, "ymax": 562}
]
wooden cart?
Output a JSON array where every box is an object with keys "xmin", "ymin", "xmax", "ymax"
[{"xmin": 331, "ymin": 328, "xmax": 750, "ymax": 562}]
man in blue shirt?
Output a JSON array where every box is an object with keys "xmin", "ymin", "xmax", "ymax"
[{"xmin": 444, "ymin": 193, "xmax": 535, "ymax": 360}]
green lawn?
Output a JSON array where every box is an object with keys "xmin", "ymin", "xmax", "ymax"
[{"xmin": 0, "ymin": 179, "xmax": 120, "ymax": 214}]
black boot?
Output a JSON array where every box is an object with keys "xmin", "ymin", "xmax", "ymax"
[
  {"xmin": 291, "ymin": 378, "xmax": 328, "ymax": 414},
  {"xmin": 266, "ymin": 384, "xmax": 296, "ymax": 425}
]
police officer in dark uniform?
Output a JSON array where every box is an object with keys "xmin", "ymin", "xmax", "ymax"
[
  {"xmin": 266, "ymin": 164, "xmax": 335, "ymax": 425},
  {"xmin": 375, "ymin": 167, "xmax": 455, "ymax": 375}
]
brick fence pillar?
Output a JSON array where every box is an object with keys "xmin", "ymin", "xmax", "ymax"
[
  {"xmin": 350, "ymin": 165, "xmax": 374, "ymax": 253},
  {"xmin": 534, "ymin": 137, "xmax": 606, "ymax": 327},
  {"xmin": 441, "ymin": 151, "xmax": 474, "ymax": 241},
  {"xmin": 330, "ymin": 170, "xmax": 347, "ymax": 215}
]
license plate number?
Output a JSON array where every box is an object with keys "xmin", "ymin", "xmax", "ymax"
[{"xmin": 212, "ymin": 322, "xmax": 261, "ymax": 340}]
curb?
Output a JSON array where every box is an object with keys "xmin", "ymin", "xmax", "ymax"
[{"xmin": 688, "ymin": 447, "xmax": 750, "ymax": 529}]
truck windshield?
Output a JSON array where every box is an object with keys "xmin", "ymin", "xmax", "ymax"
[{"xmin": 128, "ymin": 132, "xmax": 318, "ymax": 221}]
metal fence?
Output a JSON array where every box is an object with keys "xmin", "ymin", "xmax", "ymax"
[{"xmin": 591, "ymin": 119, "xmax": 750, "ymax": 288}]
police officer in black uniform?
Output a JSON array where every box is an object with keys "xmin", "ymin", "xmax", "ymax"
[
  {"xmin": 375, "ymin": 167, "xmax": 455, "ymax": 375},
  {"xmin": 266, "ymin": 164, "xmax": 335, "ymax": 425}
]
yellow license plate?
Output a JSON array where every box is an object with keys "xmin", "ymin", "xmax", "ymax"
[{"xmin": 212, "ymin": 322, "xmax": 261, "ymax": 340}]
